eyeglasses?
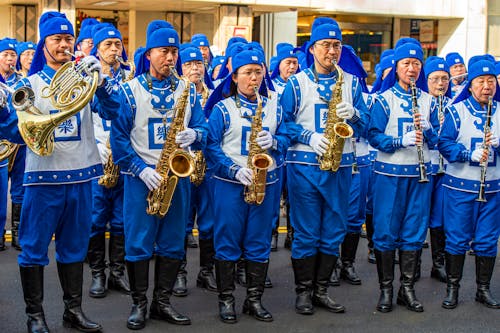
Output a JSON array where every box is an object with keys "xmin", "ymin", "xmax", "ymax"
[
  {"xmin": 183, "ymin": 61, "xmax": 204, "ymax": 68},
  {"xmin": 81, "ymin": 39, "xmax": 94, "ymax": 46},
  {"xmin": 428, "ymin": 76, "xmax": 450, "ymax": 83},
  {"xmin": 315, "ymin": 42, "xmax": 342, "ymax": 51},
  {"xmin": 237, "ymin": 70, "xmax": 264, "ymax": 77}
]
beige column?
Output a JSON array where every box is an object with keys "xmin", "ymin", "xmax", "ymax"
[{"xmin": 214, "ymin": 5, "xmax": 253, "ymax": 54}]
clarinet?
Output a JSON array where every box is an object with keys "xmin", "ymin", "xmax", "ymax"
[
  {"xmin": 476, "ymin": 96, "xmax": 493, "ymax": 202},
  {"xmin": 436, "ymin": 93, "xmax": 445, "ymax": 175},
  {"xmin": 409, "ymin": 78, "xmax": 429, "ymax": 183}
]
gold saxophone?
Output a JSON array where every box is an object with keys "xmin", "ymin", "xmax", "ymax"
[
  {"xmin": 189, "ymin": 81, "xmax": 209, "ymax": 186},
  {"xmin": 146, "ymin": 68, "xmax": 195, "ymax": 218},
  {"xmin": 14, "ymin": 51, "xmax": 98, "ymax": 156},
  {"xmin": 98, "ymin": 56, "xmax": 136, "ymax": 188},
  {"xmin": 318, "ymin": 60, "xmax": 354, "ymax": 172},
  {"xmin": 244, "ymin": 86, "xmax": 274, "ymax": 205}
]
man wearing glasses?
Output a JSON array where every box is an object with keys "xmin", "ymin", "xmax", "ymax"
[{"xmin": 280, "ymin": 19, "xmax": 367, "ymax": 316}]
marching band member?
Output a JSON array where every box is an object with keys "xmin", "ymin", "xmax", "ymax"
[
  {"xmin": 446, "ymin": 52, "xmax": 467, "ymax": 98},
  {"xmin": 86, "ymin": 22, "xmax": 131, "ymax": 299},
  {"xmin": 75, "ymin": 17, "xmax": 99, "ymax": 56},
  {"xmin": 16, "ymin": 41, "xmax": 36, "ymax": 77},
  {"xmin": 191, "ymin": 33, "xmax": 213, "ymax": 70},
  {"xmin": 368, "ymin": 40, "xmax": 439, "ymax": 313},
  {"xmin": 0, "ymin": 11, "xmax": 120, "ymax": 333},
  {"xmin": 270, "ymin": 42, "xmax": 299, "ymax": 251},
  {"xmin": 0, "ymin": 37, "xmax": 20, "ymax": 251},
  {"xmin": 205, "ymin": 48, "xmax": 288, "ymax": 323},
  {"xmin": 111, "ymin": 22, "xmax": 206, "ymax": 330},
  {"xmin": 281, "ymin": 21, "xmax": 367, "ymax": 315},
  {"xmin": 423, "ymin": 56, "xmax": 452, "ymax": 283},
  {"xmin": 179, "ymin": 46, "xmax": 217, "ymax": 294},
  {"xmin": 210, "ymin": 55, "xmax": 226, "ymax": 81},
  {"xmin": 438, "ymin": 56, "xmax": 500, "ymax": 310}
]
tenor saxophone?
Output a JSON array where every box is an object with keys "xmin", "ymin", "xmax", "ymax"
[
  {"xmin": 244, "ymin": 86, "xmax": 274, "ymax": 205},
  {"xmin": 146, "ymin": 68, "xmax": 195, "ymax": 218},
  {"xmin": 318, "ymin": 60, "xmax": 354, "ymax": 172}
]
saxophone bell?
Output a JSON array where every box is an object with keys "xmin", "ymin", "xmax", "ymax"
[{"xmin": 169, "ymin": 149, "xmax": 195, "ymax": 178}]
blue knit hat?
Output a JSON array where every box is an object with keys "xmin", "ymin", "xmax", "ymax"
[
  {"xmin": 146, "ymin": 27, "xmax": 179, "ymax": 51},
  {"xmin": 393, "ymin": 43, "xmax": 423, "ymax": 63},
  {"xmin": 205, "ymin": 50, "xmax": 268, "ymax": 112},
  {"xmin": 30, "ymin": 12, "xmax": 74, "ymax": 76},
  {"xmin": 445, "ymin": 52, "xmax": 465, "ymax": 68},
  {"xmin": 0, "ymin": 38, "xmax": 17, "ymax": 53},
  {"xmin": 270, "ymin": 43, "xmax": 299, "ymax": 79},
  {"xmin": 180, "ymin": 46, "xmax": 203, "ymax": 63},
  {"xmin": 310, "ymin": 23, "xmax": 342, "ymax": 45},
  {"xmin": 146, "ymin": 20, "xmax": 174, "ymax": 38},
  {"xmin": 76, "ymin": 17, "xmax": 99, "ymax": 45},
  {"xmin": 15, "ymin": 41, "xmax": 36, "ymax": 70},
  {"xmin": 424, "ymin": 57, "xmax": 449, "ymax": 78},
  {"xmin": 454, "ymin": 55, "xmax": 500, "ymax": 103},
  {"xmin": 191, "ymin": 34, "xmax": 210, "ymax": 47}
]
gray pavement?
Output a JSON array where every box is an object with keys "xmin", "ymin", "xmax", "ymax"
[{"xmin": 1, "ymin": 235, "xmax": 500, "ymax": 333}]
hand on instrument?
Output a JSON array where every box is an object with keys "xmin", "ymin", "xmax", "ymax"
[
  {"xmin": 97, "ymin": 142, "xmax": 111, "ymax": 166},
  {"xmin": 336, "ymin": 101, "xmax": 355, "ymax": 120},
  {"xmin": 175, "ymin": 128, "xmax": 197, "ymax": 148},
  {"xmin": 401, "ymin": 130, "xmax": 417, "ymax": 147},
  {"xmin": 471, "ymin": 148, "xmax": 488, "ymax": 163},
  {"xmin": 256, "ymin": 130, "xmax": 273, "ymax": 150},
  {"xmin": 414, "ymin": 113, "xmax": 431, "ymax": 131},
  {"xmin": 80, "ymin": 55, "xmax": 105, "ymax": 86},
  {"xmin": 235, "ymin": 167, "xmax": 253, "ymax": 186},
  {"xmin": 486, "ymin": 132, "xmax": 500, "ymax": 148},
  {"xmin": 139, "ymin": 167, "xmax": 163, "ymax": 191},
  {"xmin": 309, "ymin": 132, "xmax": 330, "ymax": 157},
  {"xmin": 74, "ymin": 50, "xmax": 86, "ymax": 59}
]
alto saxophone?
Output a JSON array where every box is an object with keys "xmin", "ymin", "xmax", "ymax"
[
  {"xmin": 244, "ymin": 86, "xmax": 274, "ymax": 205},
  {"xmin": 98, "ymin": 56, "xmax": 135, "ymax": 188},
  {"xmin": 146, "ymin": 68, "xmax": 195, "ymax": 218},
  {"xmin": 476, "ymin": 96, "xmax": 493, "ymax": 202},
  {"xmin": 409, "ymin": 78, "xmax": 429, "ymax": 183},
  {"xmin": 318, "ymin": 60, "xmax": 354, "ymax": 172}
]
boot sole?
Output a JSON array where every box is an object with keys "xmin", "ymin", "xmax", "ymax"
[
  {"xmin": 149, "ymin": 313, "xmax": 191, "ymax": 325},
  {"xmin": 89, "ymin": 291, "xmax": 107, "ymax": 298},
  {"xmin": 396, "ymin": 298, "xmax": 424, "ymax": 312},
  {"xmin": 242, "ymin": 307, "xmax": 274, "ymax": 322},
  {"xmin": 475, "ymin": 298, "xmax": 500, "ymax": 309},
  {"xmin": 63, "ymin": 319, "xmax": 102, "ymax": 332},
  {"xmin": 127, "ymin": 321, "xmax": 146, "ymax": 330},
  {"xmin": 441, "ymin": 302, "xmax": 457, "ymax": 309},
  {"xmin": 295, "ymin": 308, "xmax": 314, "ymax": 315},
  {"xmin": 376, "ymin": 305, "xmax": 393, "ymax": 313}
]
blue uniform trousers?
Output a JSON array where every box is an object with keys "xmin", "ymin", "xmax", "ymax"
[
  {"xmin": 123, "ymin": 175, "xmax": 188, "ymax": 262},
  {"xmin": 91, "ymin": 177, "xmax": 124, "ymax": 236},
  {"xmin": 8, "ymin": 145, "xmax": 26, "ymax": 204},
  {"xmin": 18, "ymin": 182, "xmax": 93, "ymax": 266},
  {"xmin": 372, "ymin": 173, "xmax": 431, "ymax": 251},
  {"xmin": 188, "ymin": 172, "xmax": 215, "ymax": 240},
  {"xmin": 429, "ymin": 174, "xmax": 444, "ymax": 229},
  {"xmin": 443, "ymin": 188, "xmax": 500, "ymax": 257},
  {"xmin": 287, "ymin": 164, "xmax": 350, "ymax": 259},
  {"xmin": 212, "ymin": 178, "xmax": 277, "ymax": 263},
  {"xmin": 347, "ymin": 165, "xmax": 370, "ymax": 233}
]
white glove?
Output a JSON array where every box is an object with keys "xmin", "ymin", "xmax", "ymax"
[
  {"xmin": 97, "ymin": 142, "xmax": 111, "ymax": 166},
  {"xmin": 336, "ymin": 102, "xmax": 355, "ymax": 120},
  {"xmin": 80, "ymin": 55, "xmax": 104, "ymax": 85},
  {"xmin": 471, "ymin": 148, "xmax": 486, "ymax": 163},
  {"xmin": 138, "ymin": 167, "xmax": 163, "ymax": 191},
  {"xmin": 256, "ymin": 130, "xmax": 273, "ymax": 150},
  {"xmin": 402, "ymin": 130, "xmax": 417, "ymax": 147},
  {"xmin": 235, "ymin": 167, "xmax": 253, "ymax": 186},
  {"xmin": 420, "ymin": 118, "xmax": 431, "ymax": 131},
  {"xmin": 309, "ymin": 132, "xmax": 330, "ymax": 157},
  {"xmin": 488, "ymin": 133, "xmax": 500, "ymax": 148},
  {"xmin": 175, "ymin": 128, "xmax": 197, "ymax": 149}
]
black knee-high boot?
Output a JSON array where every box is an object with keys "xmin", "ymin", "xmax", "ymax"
[
  {"xmin": 87, "ymin": 233, "xmax": 107, "ymax": 298},
  {"xmin": 196, "ymin": 238, "xmax": 217, "ymax": 292},
  {"xmin": 312, "ymin": 252, "xmax": 345, "ymax": 313},
  {"xmin": 11, "ymin": 202, "xmax": 22, "ymax": 251},
  {"xmin": 292, "ymin": 255, "xmax": 316, "ymax": 315},
  {"xmin": 57, "ymin": 262, "xmax": 102, "ymax": 332},
  {"xmin": 396, "ymin": 250, "xmax": 424, "ymax": 312},
  {"xmin": 242, "ymin": 261, "xmax": 273, "ymax": 322},
  {"xmin": 20, "ymin": 265, "xmax": 49, "ymax": 333},
  {"xmin": 150, "ymin": 256, "xmax": 191, "ymax": 325},
  {"xmin": 126, "ymin": 260, "xmax": 149, "ymax": 330},
  {"xmin": 215, "ymin": 259, "xmax": 237, "ymax": 323},
  {"xmin": 442, "ymin": 252, "xmax": 465, "ymax": 309},
  {"xmin": 475, "ymin": 256, "xmax": 500, "ymax": 309},
  {"xmin": 430, "ymin": 228, "xmax": 447, "ymax": 282},
  {"xmin": 375, "ymin": 250, "xmax": 395, "ymax": 313},
  {"xmin": 108, "ymin": 233, "xmax": 130, "ymax": 294},
  {"xmin": 340, "ymin": 232, "xmax": 362, "ymax": 285}
]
